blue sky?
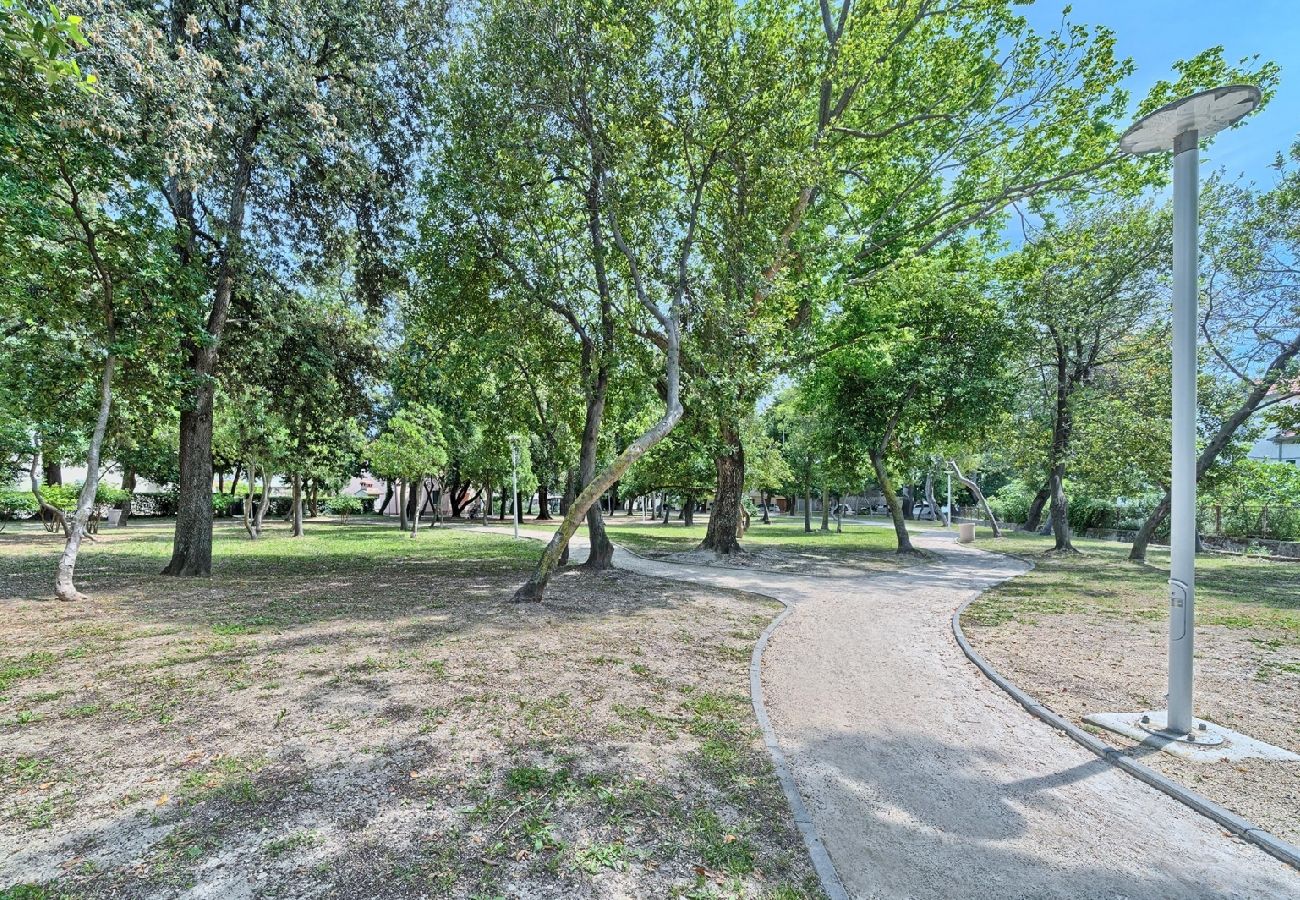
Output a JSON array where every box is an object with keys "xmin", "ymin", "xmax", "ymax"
[{"xmin": 1022, "ymin": 0, "xmax": 1299, "ymax": 186}]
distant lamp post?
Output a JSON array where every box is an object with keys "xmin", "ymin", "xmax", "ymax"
[
  {"xmin": 1117, "ymin": 86, "xmax": 1260, "ymax": 738},
  {"xmin": 507, "ymin": 435, "xmax": 521, "ymax": 540}
]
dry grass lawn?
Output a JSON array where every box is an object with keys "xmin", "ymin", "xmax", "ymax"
[
  {"xmin": 0, "ymin": 519, "xmax": 821, "ymax": 900},
  {"xmin": 962, "ymin": 529, "xmax": 1300, "ymax": 845}
]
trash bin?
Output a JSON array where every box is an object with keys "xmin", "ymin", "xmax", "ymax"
[{"xmin": 957, "ymin": 522, "xmax": 975, "ymax": 544}]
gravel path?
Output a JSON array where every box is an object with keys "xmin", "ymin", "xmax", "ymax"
[{"xmin": 540, "ymin": 526, "xmax": 1300, "ymax": 899}]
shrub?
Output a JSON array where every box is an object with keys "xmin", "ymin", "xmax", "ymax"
[
  {"xmin": 324, "ymin": 495, "xmax": 362, "ymax": 520},
  {"xmin": 211, "ymin": 493, "xmax": 239, "ymax": 517},
  {"xmin": 988, "ymin": 480, "xmax": 1035, "ymax": 524},
  {"xmin": 0, "ymin": 489, "xmax": 38, "ymax": 520}
]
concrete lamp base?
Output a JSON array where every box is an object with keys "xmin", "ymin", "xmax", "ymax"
[{"xmin": 1084, "ymin": 710, "xmax": 1300, "ymax": 763}]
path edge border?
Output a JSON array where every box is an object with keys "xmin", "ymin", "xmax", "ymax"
[
  {"xmin": 951, "ymin": 593, "xmax": 1300, "ymax": 872},
  {"xmin": 750, "ymin": 600, "xmax": 851, "ymax": 900}
]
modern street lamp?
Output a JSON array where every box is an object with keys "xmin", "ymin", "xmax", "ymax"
[
  {"xmin": 507, "ymin": 434, "xmax": 521, "ymax": 540},
  {"xmin": 1118, "ymin": 85, "xmax": 1260, "ymax": 738}
]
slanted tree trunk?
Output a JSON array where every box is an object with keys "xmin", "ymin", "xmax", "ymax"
[
  {"xmin": 923, "ymin": 473, "xmax": 938, "ymax": 521},
  {"xmin": 819, "ymin": 486, "xmax": 830, "ymax": 531},
  {"xmin": 379, "ymin": 479, "xmax": 394, "ymax": 519},
  {"xmin": 54, "ymin": 351, "xmax": 116, "ymax": 601},
  {"xmin": 30, "ymin": 454, "xmax": 68, "ymax": 537},
  {"xmin": 255, "ymin": 470, "xmax": 270, "ymax": 531},
  {"xmin": 1023, "ymin": 484, "xmax": 1050, "ymax": 532},
  {"xmin": 1130, "ymin": 333, "xmax": 1300, "ymax": 561},
  {"xmin": 701, "ymin": 421, "xmax": 744, "ymax": 555},
  {"xmin": 949, "ymin": 461, "xmax": 1002, "ymax": 538},
  {"xmin": 512, "ymin": 340, "xmax": 683, "ymax": 602},
  {"xmin": 291, "ymin": 473, "xmax": 305, "ymax": 538},
  {"xmin": 870, "ymin": 449, "xmax": 916, "ymax": 554}
]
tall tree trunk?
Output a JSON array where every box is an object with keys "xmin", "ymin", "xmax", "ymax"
[
  {"xmin": 499, "ymin": 485, "xmax": 507, "ymax": 521},
  {"xmin": 485, "ymin": 480, "xmax": 493, "ymax": 519},
  {"xmin": 701, "ymin": 421, "xmax": 744, "ymax": 554},
  {"xmin": 1024, "ymin": 484, "xmax": 1050, "ymax": 532},
  {"xmin": 923, "ymin": 473, "xmax": 938, "ymax": 521},
  {"xmin": 761, "ymin": 490, "xmax": 771, "ymax": 525},
  {"xmin": 1049, "ymin": 462, "xmax": 1073, "ymax": 551},
  {"xmin": 217, "ymin": 471, "xmax": 224, "ymax": 494},
  {"xmin": 579, "ymin": 376, "xmax": 615, "ymax": 570},
  {"xmin": 228, "ymin": 463, "xmax": 242, "ymax": 494},
  {"xmin": 803, "ymin": 481, "xmax": 812, "ymax": 533},
  {"xmin": 398, "ymin": 479, "xmax": 409, "ymax": 531},
  {"xmin": 255, "ymin": 470, "xmax": 270, "ymax": 531},
  {"xmin": 870, "ymin": 449, "xmax": 915, "ymax": 553},
  {"xmin": 242, "ymin": 463, "xmax": 259, "ymax": 539},
  {"xmin": 683, "ymin": 493, "xmax": 695, "ymax": 527},
  {"xmin": 535, "ymin": 482, "xmax": 552, "ymax": 520},
  {"xmin": 54, "ymin": 353, "xmax": 116, "ymax": 601},
  {"xmin": 43, "ymin": 458, "xmax": 62, "ymax": 486},
  {"xmin": 308, "ymin": 480, "xmax": 319, "ymax": 518},
  {"xmin": 819, "ymin": 485, "xmax": 830, "ymax": 532},
  {"xmin": 290, "ymin": 475, "xmax": 304, "ymax": 537},
  {"xmin": 410, "ymin": 477, "xmax": 423, "ymax": 537},
  {"xmin": 1049, "ymin": 363, "xmax": 1076, "ymax": 552},
  {"xmin": 949, "ymin": 461, "xmax": 1001, "ymax": 538},
  {"xmin": 118, "ymin": 469, "xmax": 136, "ymax": 525},
  {"xmin": 900, "ymin": 485, "xmax": 915, "ymax": 520},
  {"xmin": 163, "ymin": 147, "xmax": 253, "ymax": 578}
]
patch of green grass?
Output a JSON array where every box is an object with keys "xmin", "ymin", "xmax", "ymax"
[
  {"xmin": 262, "ymin": 829, "xmax": 323, "ymax": 858},
  {"xmin": 505, "ymin": 764, "xmax": 571, "ymax": 795},
  {"xmin": 178, "ymin": 755, "xmax": 269, "ymax": 806},
  {"xmin": 62, "ymin": 703, "xmax": 101, "ymax": 719},
  {"xmin": 571, "ymin": 840, "xmax": 631, "ymax": 874},
  {"xmin": 0, "ymin": 651, "xmax": 58, "ymax": 695},
  {"xmin": 690, "ymin": 809, "xmax": 756, "ymax": 875},
  {"xmin": 964, "ymin": 530, "xmax": 1300, "ymax": 642}
]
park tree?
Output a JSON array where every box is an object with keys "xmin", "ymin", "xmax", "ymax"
[
  {"xmin": 1007, "ymin": 204, "xmax": 1169, "ymax": 552},
  {"xmin": 1127, "ymin": 155, "xmax": 1300, "ymax": 560},
  {"xmin": 67, "ymin": 0, "xmax": 450, "ymax": 577},
  {"xmin": 367, "ymin": 405, "xmax": 449, "ymax": 537},
  {"xmin": 1, "ymin": 6, "xmax": 205, "ymax": 599},
  {"xmin": 808, "ymin": 254, "xmax": 1015, "ymax": 553}
]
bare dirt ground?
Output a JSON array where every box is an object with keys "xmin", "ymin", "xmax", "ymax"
[
  {"xmin": 963, "ymin": 532, "xmax": 1300, "ymax": 849},
  {"xmin": 0, "ymin": 520, "xmax": 821, "ymax": 899}
]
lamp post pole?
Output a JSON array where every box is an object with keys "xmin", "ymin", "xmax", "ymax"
[
  {"xmin": 1114, "ymin": 85, "xmax": 1259, "ymax": 737},
  {"xmin": 1166, "ymin": 128, "xmax": 1199, "ymax": 734}
]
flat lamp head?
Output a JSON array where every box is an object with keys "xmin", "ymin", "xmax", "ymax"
[{"xmin": 1119, "ymin": 85, "xmax": 1261, "ymax": 155}]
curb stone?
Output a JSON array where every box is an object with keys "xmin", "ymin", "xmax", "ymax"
[{"xmin": 952, "ymin": 584, "xmax": 1300, "ymax": 873}]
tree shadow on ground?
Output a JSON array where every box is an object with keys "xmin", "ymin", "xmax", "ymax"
[{"xmin": 793, "ymin": 729, "xmax": 1297, "ymax": 899}]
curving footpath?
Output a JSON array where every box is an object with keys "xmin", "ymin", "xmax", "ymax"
[{"xmin": 515, "ymin": 527, "xmax": 1300, "ymax": 899}]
